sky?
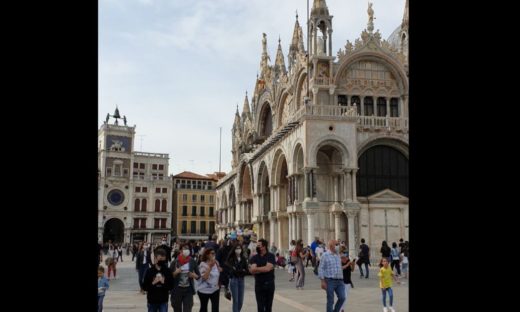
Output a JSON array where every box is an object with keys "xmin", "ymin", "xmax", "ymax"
[{"xmin": 99, "ymin": 0, "xmax": 407, "ymax": 176}]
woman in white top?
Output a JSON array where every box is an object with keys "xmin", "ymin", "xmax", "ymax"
[
  {"xmin": 197, "ymin": 248, "xmax": 222, "ymax": 312},
  {"xmin": 288, "ymin": 240, "xmax": 296, "ymax": 281}
]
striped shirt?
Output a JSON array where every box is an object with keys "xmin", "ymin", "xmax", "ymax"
[{"xmin": 318, "ymin": 250, "xmax": 343, "ymax": 280}]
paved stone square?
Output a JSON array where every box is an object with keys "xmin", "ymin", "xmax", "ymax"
[{"xmin": 103, "ymin": 258, "xmax": 408, "ymax": 312}]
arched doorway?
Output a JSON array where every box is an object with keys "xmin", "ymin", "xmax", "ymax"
[
  {"xmin": 240, "ymin": 163, "xmax": 253, "ymax": 225},
  {"xmin": 103, "ymin": 218, "xmax": 125, "ymax": 244},
  {"xmin": 257, "ymin": 162, "xmax": 270, "ymax": 241},
  {"xmin": 357, "ymin": 144, "xmax": 409, "ymax": 251},
  {"xmin": 273, "ymin": 151, "xmax": 289, "ymax": 250},
  {"xmin": 229, "ymin": 184, "xmax": 236, "ymax": 226},
  {"xmin": 316, "ymin": 144, "xmax": 347, "ymax": 243}
]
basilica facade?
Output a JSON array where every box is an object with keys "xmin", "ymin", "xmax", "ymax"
[{"xmin": 216, "ymin": 0, "xmax": 409, "ymax": 259}]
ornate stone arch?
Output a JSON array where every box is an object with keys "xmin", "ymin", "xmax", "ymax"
[
  {"xmin": 236, "ymin": 161, "xmax": 253, "ymax": 201},
  {"xmin": 358, "ymin": 136, "xmax": 409, "ymax": 159},
  {"xmin": 334, "ymin": 52, "xmax": 408, "ymax": 96},
  {"xmin": 220, "ymin": 190, "xmax": 227, "ymax": 208},
  {"xmin": 308, "ymin": 135, "xmax": 351, "ymax": 168},
  {"xmin": 291, "ymin": 141, "xmax": 305, "ymax": 174},
  {"xmin": 271, "ymin": 147, "xmax": 289, "ymax": 186},
  {"xmin": 256, "ymin": 101, "xmax": 274, "ymax": 138},
  {"xmin": 256, "ymin": 160, "xmax": 270, "ymax": 194}
]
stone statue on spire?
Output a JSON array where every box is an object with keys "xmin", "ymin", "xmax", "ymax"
[
  {"xmin": 368, "ymin": 2, "xmax": 374, "ymax": 22},
  {"xmin": 367, "ymin": 2, "xmax": 375, "ymax": 33}
]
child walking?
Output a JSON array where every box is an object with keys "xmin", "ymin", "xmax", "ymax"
[
  {"xmin": 378, "ymin": 258, "xmax": 399, "ymax": 312},
  {"xmin": 98, "ymin": 266, "xmax": 110, "ymax": 312}
]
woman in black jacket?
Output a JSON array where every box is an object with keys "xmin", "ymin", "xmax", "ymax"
[
  {"xmin": 136, "ymin": 243, "xmax": 152, "ymax": 294},
  {"xmin": 380, "ymin": 241, "xmax": 391, "ymax": 266},
  {"xmin": 225, "ymin": 241, "xmax": 249, "ymax": 312}
]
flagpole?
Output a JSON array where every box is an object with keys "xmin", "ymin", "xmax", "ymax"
[{"xmin": 219, "ymin": 127, "xmax": 222, "ymax": 173}]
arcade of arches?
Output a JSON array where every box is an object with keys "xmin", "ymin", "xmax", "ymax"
[{"xmin": 217, "ymin": 141, "xmax": 408, "ymax": 257}]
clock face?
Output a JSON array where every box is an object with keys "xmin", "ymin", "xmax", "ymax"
[{"xmin": 107, "ymin": 189, "xmax": 125, "ymax": 206}]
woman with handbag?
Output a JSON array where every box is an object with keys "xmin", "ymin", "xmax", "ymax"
[
  {"xmin": 225, "ymin": 242, "xmax": 249, "ymax": 312},
  {"xmin": 293, "ymin": 240, "xmax": 308, "ymax": 290}
]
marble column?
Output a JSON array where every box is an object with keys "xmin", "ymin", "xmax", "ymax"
[
  {"xmin": 346, "ymin": 210, "xmax": 358, "ymax": 257},
  {"xmin": 306, "ymin": 213, "xmax": 315, "ymax": 246},
  {"xmin": 344, "ymin": 169, "xmax": 352, "ymax": 202},
  {"xmin": 288, "ymin": 214, "xmax": 293, "ymax": 242},
  {"xmin": 304, "ymin": 169, "xmax": 310, "ymax": 200},
  {"xmin": 352, "ymin": 169, "xmax": 358, "ymax": 202},
  {"xmin": 277, "ymin": 217, "xmax": 283, "ymax": 250},
  {"xmin": 328, "ymin": 29, "xmax": 333, "ymax": 57},
  {"xmin": 333, "ymin": 175, "xmax": 338, "ymax": 203},
  {"xmin": 386, "ymin": 97, "xmax": 391, "ymax": 117},
  {"xmin": 311, "ymin": 169, "xmax": 316, "ymax": 199},
  {"xmin": 334, "ymin": 212, "xmax": 342, "ymax": 241},
  {"xmin": 296, "ymin": 214, "xmax": 302, "ymax": 241},
  {"xmin": 270, "ymin": 217, "xmax": 277, "ymax": 246}
]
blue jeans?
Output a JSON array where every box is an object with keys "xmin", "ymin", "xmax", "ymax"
[
  {"xmin": 229, "ymin": 277, "xmax": 245, "ymax": 312},
  {"xmin": 138, "ymin": 266, "xmax": 148, "ymax": 290},
  {"xmin": 97, "ymin": 295, "xmax": 104, "ymax": 312},
  {"xmin": 147, "ymin": 302, "xmax": 168, "ymax": 312},
  {"xmin": 381, "ymin": 287, "xmax": 394, "ymax": 307},
  {"xmin": 325, "ymin": 279, "xmax": 345, "ymax": 312}
]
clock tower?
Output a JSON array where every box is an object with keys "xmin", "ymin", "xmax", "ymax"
[
  {"xmin": 98, "ymin": 108, "xmax": 173, "ymax": 245},
  {"xmin": 98, "ymin": 107, "xmax": 135, "ymax": 244}
]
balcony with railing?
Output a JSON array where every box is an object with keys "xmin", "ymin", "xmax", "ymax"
[
  {"xmin": 298, "ymin": 104, "xmax": 408, "ymax": 132},
  {"xmin": 133, "ymin": 175, "xmax": 172, "ymax": 181},
  {"xmin": 134, "ymin": 151, "xmax": 169, "ymax": 159}
]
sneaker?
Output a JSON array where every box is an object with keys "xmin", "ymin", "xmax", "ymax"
[
  {"xmin": 389, "ymin": 307, "xmax": 395, "ymax": 312},
  {"xmin": 360, "ymin": 274, "xmax": 364, "ymax": 278},
  {"xmin": 383, "ymin": 308, "xmax": 388, "ymax": 312}
]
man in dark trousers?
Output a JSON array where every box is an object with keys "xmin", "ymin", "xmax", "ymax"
[
  {"xmin": 217, "ymin": 239, "xmax": 233, "ymax": 300},
  {"xmin": 358, "ymin": 238, "xmax": 370, "ymax": 278},
  {"xmin": 249, "ymin": 238, "xmax": 276, "ymax": 312},
  {"xmin": 136, "ymin": 243, "xmax": 152, "ymax": 294},
  {"xmin": 143, "ymin": 248, "xmax": 174, "ymax": 312}
]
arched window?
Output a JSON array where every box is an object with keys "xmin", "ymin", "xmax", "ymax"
[
  {"xmin": 142, "ymin": 199, "xmax": 147, "ymax": 211},
  {"xmin": 377, "ymin": 97, "xmax": 387, "ymax": 116},
  {"xmin": 364, "ymin": 97, "xmax": 374, "ymax": 116},
  {"xmin": 357, "ymin": 145, "xmax": 408, "ymax": 197},
  {"xmin": 155, "ymin": 199, "xmax": 161, "ymax": 212},
  {"xmin": 259, "ymin": 104, "xmax": 273, "ymax": 137},
  {"xmin": 134, "ymin": 199, "xmax": 140, "ymax": 211},
  {"xmin": 161, "ymin": 199, "xmax": 167, "ymax": 212},
  {"xmin": 390, "ymin": 98, "xmax": 399, "ymax": 117}
]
